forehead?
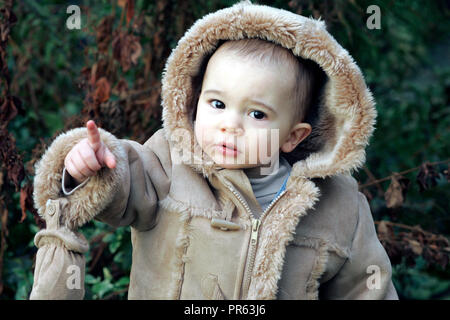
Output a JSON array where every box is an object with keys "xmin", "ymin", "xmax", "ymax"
[{"xmin": 203, "ymin": 48, "xmax": 297, "ymax": 102}]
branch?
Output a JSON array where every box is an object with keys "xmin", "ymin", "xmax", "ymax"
[
  {"xmin": 375, "ymin": 220, "xmax": 436, "ymax": 237},
  {"xmin": 359, "ymin": 159, "xmax": 450, "ymax": 189},
  {"xmin": 99, "ymin": 88, "xmax": 155, "ymax": 110}
]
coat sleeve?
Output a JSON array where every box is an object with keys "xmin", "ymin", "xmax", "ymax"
[
  {"xmin": 319, "ymin": 192, "xmax": 399, "ymax": 300},
  {"xmin": 33, "ymin": 127, "xmax": 171, "ymax": 231},
  {"xmin": 30, "ymin": 128, "xmax": 171, "ymax": 299},
  {"xmin": 29, "ymin": 198, "xmax": 89, "ymax": 300}
]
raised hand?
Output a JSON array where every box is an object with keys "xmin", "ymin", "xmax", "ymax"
[{"xmin": 64, "ymin": 120, "xmax": 116, "ymax": 184}]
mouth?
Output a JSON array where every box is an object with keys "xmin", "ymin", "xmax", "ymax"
[{"xmin": 215, "ymin": 142, "xmax": 239, "ymax": 157}]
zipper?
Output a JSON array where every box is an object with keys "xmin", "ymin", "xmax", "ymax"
[
  {"xmin": 223, "ymin": 180, "xmax": 286, "ymax": 299},
  {"xmin": 240, "ymin": 218, "xmax": 260, "ymax": 298},
  {"xmin": 223, "ymin": 181, "xmax": 252, "ymax": 216}
]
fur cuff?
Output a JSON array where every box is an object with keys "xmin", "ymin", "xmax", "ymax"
[{"xmin": 33, "ymin": 127, "xmax": 128, "ymax": 230}]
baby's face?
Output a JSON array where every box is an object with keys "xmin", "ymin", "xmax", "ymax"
[{"xmin": 194, "ymin": 49, "xmax": 306, "ymax": 172}]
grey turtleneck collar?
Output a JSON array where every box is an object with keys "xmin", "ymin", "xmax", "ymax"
[{"xmin": 246, "ymin": 157, "xmax": 291, "ymax": 213}]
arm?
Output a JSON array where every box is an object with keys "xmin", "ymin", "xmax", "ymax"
[
  {"xmin": 319, "ymin": 192, "xmax": 398, "ymax": 300},
  {"xmin": 33, "ymin": 125, "xmax": 171, "ymax": 231},
  {"xmin": 30, "ymin": 125, "xmax": 170, "ymax": 299}
]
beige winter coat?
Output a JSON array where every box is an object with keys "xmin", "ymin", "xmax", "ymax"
[{"xmin": 30, "ymin": 1, "xmax": 398, "ymax": 300}]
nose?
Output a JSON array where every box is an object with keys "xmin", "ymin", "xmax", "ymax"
[{"xmin": 220, "ymin": 112, "xmax": 243, "ymax": 135}]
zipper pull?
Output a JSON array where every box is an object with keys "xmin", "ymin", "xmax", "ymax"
[{"xmin": 251, "ymin": 219, "xmax": 261, "ymax": 245}]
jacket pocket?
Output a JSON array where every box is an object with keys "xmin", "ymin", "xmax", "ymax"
[{"xmin": 201, "ymin": 274, "xmax": 226, "ymax": 300}]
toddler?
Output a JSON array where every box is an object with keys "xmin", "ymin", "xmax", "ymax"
[{"xmin": 30, "ymin": 1, "xmax": 398, "ymax": 300}]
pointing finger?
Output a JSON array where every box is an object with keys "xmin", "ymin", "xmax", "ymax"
[{"xmin": 86, "ymin": 120, "xmax": 101, "ymax": 151}]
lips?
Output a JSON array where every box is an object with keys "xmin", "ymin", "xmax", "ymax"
[
  {"xmin": 221, "ymin": 142, "xmax": 237, "ymax": 151},
  {"xmin": 215, "ymin": 141, "xmax": 239, "ymax": 157}
]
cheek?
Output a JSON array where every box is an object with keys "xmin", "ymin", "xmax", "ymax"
[
  {"xmin": 194, "ymin": 120, "xmax": 207, "ymax": 148},
  {"xmin": 195, "ymin": 115, "xmax": 212, "ymax": 135},
  {"xmin": 195, "ymin": 103, "xmax": 212, "ymax": 126},
  {"xmin": 194, "ymin": 109, "xmax": 215, "ymax": 148},
  {"xmin": 245, "ymin": 128, "xmax": 280, "ymax": 155},
  {"xmin": 277, "ymin": 126, "xmax": 292, "ymax": 146}
]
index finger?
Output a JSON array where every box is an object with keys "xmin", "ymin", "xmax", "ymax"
[{"xmin": 86, "ymin": 120, "xmax": 101, "ymax": 151}]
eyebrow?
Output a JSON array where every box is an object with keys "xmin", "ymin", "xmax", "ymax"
[
  {"xmin": 203, "ymin": 89, "xmax": 277, "ymax": 114},
  {"xmin": 203, "ymin": 89, "xmax": 223, "ymax": 95},
  {"xmin": 249, "ymin": 99, "xmax": 276, "ymax": 114}
]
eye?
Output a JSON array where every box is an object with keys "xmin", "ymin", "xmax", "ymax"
[
  {"xmin": 210, "ymin": 100, "xmax": 225, "ymax": 109},
  {"xmin": 249, "ymin": 110, "xmax": 266, "ymax": 120}
]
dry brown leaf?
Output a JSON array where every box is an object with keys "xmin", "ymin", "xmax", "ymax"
[
  {"xmin": 385, "ymin": 177, "xmax": 403, "ymax": 208},
  {"xmin": 94, "ymin": 77, "xmax": 111, "ymax": 104},
  {"xmin": 1, "ymin": 207, "xmax": 8, "ymax": 237},
  {"xmin": 126, "ymin": 0, "xmax": 135, "ymax": 26},
  {"xmin": 130, "ymin": 40, "xmax": 142, "ymax": 65},
  {"xmin": 377, "ymin": 220, "xmax": 389, "ymax": 238},
  {"xmin": 112, "ymin": 31, "xmax": 142, "ymax": 72},
  {"xmin": 385, "ymin": 173, "xmax": 410, "ymax": 208},
  {"xmin": 429, "ymin": 244, "xmax": 438, "ymax": 251},
  {"xmin": 96, "ymin": 16, "xmax": 114, "ymax": 54},
  {"xmin": 19, "ymin": 187, "xmax": 27, "ymax": 222},
  {"xmin": 90, "ymin": 63, "xmax": 98, "ymax": 87},
  {"xmin": 407, "ymin": 239, "xmax": 423, "ymax": 255},
  {"xmin": 112, "ymin": 78, "xmax": 129, "ymax": 98}
]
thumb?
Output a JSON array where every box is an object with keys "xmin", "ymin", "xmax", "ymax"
[{"xmin": 103, "ymin": 147, "xmax": 116, "ymax": 169}]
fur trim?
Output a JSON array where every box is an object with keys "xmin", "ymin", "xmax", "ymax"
[
  {"xmin": 306, "ymin": 239, "xmax": 329, "ymax": 300},
  {"xmin": 161, "ymin": 1, "xmax": 376, "ymax": 180},
  {"xmin": 166, "ymin": 202, "xmax": 192, "ymax": 299},
  {"xmin": 246, "ymin": 177, "xmax": 320, "ymax": 299},
  {"xmin": 291, "ymin": 236, "xmax": 350, "ymax": 259},
  {"xmin": 290, "ymin": 236, "xmax": 350, "ymax": 299},
  {"xmin": 159, "ymin": 195, "xmax": 245, "ymax": 229},
  {"xmin": 33, "ymin": 128, "xmax": 128, "ymax": 230},
  {"xmin": 160, "ymin": 194, "xmax": 222, "ymax": 220}
]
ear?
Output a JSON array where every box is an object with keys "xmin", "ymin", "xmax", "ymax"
[{"xmin": 281, "ymin": 123, "xmax": 312, "ymax": 153}]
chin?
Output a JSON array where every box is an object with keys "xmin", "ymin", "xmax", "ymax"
[
  {"xmin": 219, "ymin": 164, "xmax": 248, "ymax": 170},
  {"xmin": 213, "ymin": 159, "xmax": 260, "ymax": 170}
]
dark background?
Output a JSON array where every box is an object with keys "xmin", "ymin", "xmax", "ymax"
[{"xmin": 0, "ymin": 0, "xmax": 449, "ymax": 299}]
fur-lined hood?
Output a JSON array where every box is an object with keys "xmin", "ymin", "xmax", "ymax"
[{"xmin": 161, "ymin": 0, "xmax": 376, "ymax": 179}]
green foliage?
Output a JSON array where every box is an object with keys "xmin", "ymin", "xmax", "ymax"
[
  {"xmin": 3, "ymin": 254, "xmax": 34, "ymax": 300},
  {"xmin": 1, "ymin": 0, "xmax": 449, "ymax": 300},
  {"xmin": 85, "ymin": 269, "xmax": 129, "ymax": 300},
  {"xmin": 80, "ymin": 221, "xmax": 132, "ymax": 299},
  {"xmin": 393, "ymin": 257, "xmax": 450, "ymax": 300}
]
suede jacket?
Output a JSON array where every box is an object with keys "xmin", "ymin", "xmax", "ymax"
[{"xmin": 30, "ymin": 1, "xmax": 398, "ymax": 300}]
